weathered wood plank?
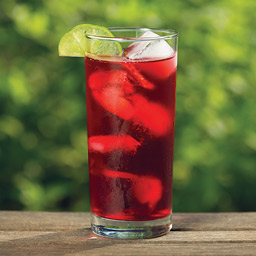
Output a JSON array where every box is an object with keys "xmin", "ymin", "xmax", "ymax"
[
  {"xmin": 0, "ymin": 212, "xmax": 255, "ymax": 256},
  {"xmin": 173, "ymin": 212, "xmax": 256, "ymax": 231},
  {"xmin": 66, "ymin": 243, "xmax": 256, "ymax": 256},
  {"xmin": 0, "ymin": 231, "xmax": 256, "ymax": 256},
  {"xmin": 0, "ymin": 211, "xmax": 90, "ymax": 231},
  {"xmin": 0, "ymin": 211, "xmax": 255, "ymax": 231},
  {"xmin": 0, "ymin": 231, "xmax": 56, "ymax": 242},
  {"xmin": 1, "ymin": 230, "xmax": 256, "ymax": 243}
]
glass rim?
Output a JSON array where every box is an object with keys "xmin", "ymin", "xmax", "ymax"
[{"xmin": 85, "ymin": 27, "xmax": 178, "ymax": 42}]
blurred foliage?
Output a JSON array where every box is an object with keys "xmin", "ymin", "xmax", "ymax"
[{"xmin": 0, "ymin": 0, "xmax": 255, "ymax": 212}]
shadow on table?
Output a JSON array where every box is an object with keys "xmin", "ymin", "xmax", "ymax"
[
  {"xmin": 0, "ymin": 214, "xmax": 207, "ymax": 255},
  {"xmin": 0, "ymin": 228, "xmax": 106, "ymax": 255},
  {"xmin": 0, "ymin": 226, "xmax": 189, "ymax": 255}
]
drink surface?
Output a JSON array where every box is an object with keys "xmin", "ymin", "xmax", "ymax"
[{"xmin": 85, "ymin": 55, "xmax": 177, "ymax": 221}]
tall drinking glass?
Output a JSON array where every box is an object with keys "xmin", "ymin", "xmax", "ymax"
[{"xmin": 85, "ymin": 28, "xmax": 178, "ymax": 239}]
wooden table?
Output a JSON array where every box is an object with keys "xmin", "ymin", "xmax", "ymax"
[{"xmin": 0, "ymin": 212, "xmax": 255, "ymax": 255}]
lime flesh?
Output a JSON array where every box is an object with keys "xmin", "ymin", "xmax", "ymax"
[{"xmin": 58, "ymin": 24, "xmax": 122, "ymax": 57}]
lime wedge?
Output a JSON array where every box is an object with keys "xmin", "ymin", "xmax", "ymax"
[{"xmin": 58, "ymin": 24, "xmax": 122, "ymax": 57}]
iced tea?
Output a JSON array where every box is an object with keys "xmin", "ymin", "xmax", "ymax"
[{"xmin": 85, "ymin": 54, "xmax": 177, "ymax": 221}]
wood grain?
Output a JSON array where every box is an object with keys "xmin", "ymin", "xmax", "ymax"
[{"xmin": 0, "ymin": 211, "xmax": 255, "ymax": 255}]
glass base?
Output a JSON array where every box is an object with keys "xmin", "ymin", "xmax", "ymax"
[{"xmin": 91, "ymin": 213, "xmax": 172, "ymax": 239}]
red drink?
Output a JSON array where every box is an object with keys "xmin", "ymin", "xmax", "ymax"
[
  {"xmin": 58, "ymin": 25, "xmax": 178, "ymax": 238},
  {"xmin": 85, "ymin": 55, "xmax": 177, "ymax": 221}
]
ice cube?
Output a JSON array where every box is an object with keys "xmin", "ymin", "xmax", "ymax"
[
  {"xmin": 89, "ymin": 70, "xmax": 136, "ymax": 119},
  {"xmin": 92, "ymin": 86, "xmax": 135, "ymax": 120},
  {"xmin": 132, "ymin": 94, "xmax": 172, "ymax": 137},
  {"xmin": 133, "ymin": 55, "xmax": 177, "ymax": 80},
  {"xmin": 101, "ymin": 168, "xmax": 162, "ymax": 210},
  {"xmin": 88, "ymin": 135, "xmax": 140, "ymax": 154},
  {"xmin": 89, "ymin": 70, "xmax": 128, "ymax": 90},
  {"xmin": 122, "ymin": 62, "xmax": 155, "ymax": 90},
  {"xmin": 133, "ymin": 175, "xmax": 162, "ymax": 209},
  {"xmin": 103, "ymin": 168, "xmax": 136, "ymax": 180},
  {"xmin": 124, "ymin": 31, "xmax": 174, "ymax": 60}
]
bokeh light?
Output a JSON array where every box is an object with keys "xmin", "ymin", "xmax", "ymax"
[{"xmin": 0, "ymin": 0, "xmax": 255, "ymax": 212}]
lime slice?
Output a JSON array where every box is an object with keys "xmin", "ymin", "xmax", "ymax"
[{"xmin": 58, "ymin": 24, "xmax": 122, "ymax": 57}]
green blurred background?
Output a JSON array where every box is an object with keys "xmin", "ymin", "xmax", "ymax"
[{"xmin": 0, "ymin": 0, "xmax": 255, "ymax": 212}]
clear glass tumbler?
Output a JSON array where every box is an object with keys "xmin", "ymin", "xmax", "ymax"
[{"xmin": 85, "ymin": 28, "xmax": 178, "ymax": 239}]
